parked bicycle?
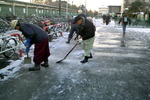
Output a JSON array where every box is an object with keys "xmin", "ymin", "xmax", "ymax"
[
  {"xmin": 0, "ymin": 19, "xmax": 11, "ymax": 33},
  {"xmin": 0, "ymin": 33, "xmax": 21, "ymax": 58}
]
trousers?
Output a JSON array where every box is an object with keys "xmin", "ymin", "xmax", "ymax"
[
  {"xmin": 82, "ymin": 37, "xmax": 95, "ymax": 57},
  {"xmin": 122, "ymin": 24, "xmax": 127, "ymax": 36}
]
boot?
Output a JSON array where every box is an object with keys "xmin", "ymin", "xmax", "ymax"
[
  {"xmin": 88, "ymin": 53, "xmax": 93, "ymax": 59},
  {"xmin": 28, "ymin": 63, "xmax": 40, "ymax": 71},
  {"xmin": 66, "ymin": 38, "xmax": 71, "ymax": 44},
  {"xmin": 80, "ymin": 56, "xmax": 89, "ymax": 63},
  {"xmin": 41, "ymin": 58, "xmax": 49, "ymax": 67}
]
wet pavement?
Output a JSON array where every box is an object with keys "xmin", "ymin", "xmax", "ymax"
[
  {"xmin": 0, "ymin": 53, "xmax": 20, "ymax": 69},
  {"xmin": 0, "ymin": 23, "xmax": 150, "ymax": 100}
]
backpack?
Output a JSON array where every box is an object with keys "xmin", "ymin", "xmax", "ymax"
[{"xmin": 124, "ymin": 17, "xmax": 128, "ymax": 22}]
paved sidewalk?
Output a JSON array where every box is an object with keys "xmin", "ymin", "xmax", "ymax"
[{"xmin": 0, "ymin": 22, "xmax": 150, "ymax": 100}]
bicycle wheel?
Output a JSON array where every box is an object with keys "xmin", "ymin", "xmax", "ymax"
[{"xmin": 3, "ymin": 38, "xmax": 17, "ymax": 58}]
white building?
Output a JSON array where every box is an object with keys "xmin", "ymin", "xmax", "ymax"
[{"xmin": 98, "ymin": 6, "xmax": 108, "ymax": 15}]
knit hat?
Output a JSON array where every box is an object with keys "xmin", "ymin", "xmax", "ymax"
[
  {"xmin": 10, "ymin": 20, "xmax": 18, "ymax": 29},
  {"xmin": 78, "ymin": 10, "xmax": 82, "ymax": 14}
]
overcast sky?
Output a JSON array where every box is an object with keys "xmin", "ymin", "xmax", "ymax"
[{"xmin": 19, "ymin": 0, "xmax": 122, "ymax": 11}]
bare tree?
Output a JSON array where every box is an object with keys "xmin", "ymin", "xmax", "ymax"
[{"xmin": 32, "ymin": 0, "xmax": 52, "ymax": 4}]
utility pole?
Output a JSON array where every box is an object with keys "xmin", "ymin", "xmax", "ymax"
[
  {"xmin": 66, "ymin": 0, "xmax": 69, "ymax": 18},
  {"xmin": 59, "ymin": 0, "xmax": 61, "ymax": 16},
  {"xmin": 85, "ymin": 0, "xmax": 86, "ymax": 15},
  {"xmin": 145, "ymin": 0, "xmax": 150, "ymax": 23}
]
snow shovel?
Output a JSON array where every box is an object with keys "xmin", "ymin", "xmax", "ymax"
[
  {"xmin": 24, "ymin": 52, "xmax": 32, "ymax": 64},
  {"xmin": 56, "ymin": 42, "xmax": 78, "ymax": 63},
  {"xmin": 21, "ymin": 39, "xmax": 32, "ymax": 64}
]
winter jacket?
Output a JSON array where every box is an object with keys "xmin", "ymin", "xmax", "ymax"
[
  {"xmin": 119, "ymin": 16, "xmax": 131, "ymax": 25},
  {"xmin": 19, "ymin": 23, "xmax": 48, "ymax": 44},
  {"xmin": 78, "ymin": 19, "xmax": 95, "ymax": 40},
  {"xmin": 106, "ymin": 15, "xmax": 111, "ymax": 22},
  {"xmin": 102, "ymin": 15, "xmax": 106, "ymax": 20}
]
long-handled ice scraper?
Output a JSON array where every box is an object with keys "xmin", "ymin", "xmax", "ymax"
[{"xmin": 56, "ymin": 42, "xmax": 79, "ymax": 63}]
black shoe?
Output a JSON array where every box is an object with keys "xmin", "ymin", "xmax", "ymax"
[
  {"xmin": 80, "ymin": 56, "xmax": 88, "ymax": 63},
  {"xmin": 66, "ymin": 41, "xmax": 70, "ymax": 44},
  {"xmin": 41, "ymin": 63, "xmax": 49, "ymax": 67},
  {"xmin": 28, "ymin": 67, "xmax": 40, "ymax": 71},
  {"xmin": 88, "ymin": 53, "xmax": 93, "ymax": 59}
]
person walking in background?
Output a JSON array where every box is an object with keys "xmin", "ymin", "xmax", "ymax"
[
  {"xmin": 66, "ymin": 10, "xmax": 87, "ymax": 44},
  {"xmin": 74, "ymin": 16, "xmax": 95, "ymax": 63},
  {"xmin": 102, "ymin": 14, "xmax": 106, "ymax": 23},
  {"xmin": 105, "ymin": 14, "xmax": 111, "ymax": 25},
  {"xmin": 119, "ymin": 14, "xmax": 131, "ymax": 37},
  {"xmin": 10, "ymin": 20, "xmax": 50, "ymax": 71},
  {"xmin": 114, "ymin": 14, "xmax": 118, "ymax": 22},
  {"xmin": 77, "ymin": 10, "xmax": 87, "ymax": 19}
]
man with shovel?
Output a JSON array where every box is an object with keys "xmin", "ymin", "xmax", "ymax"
[
  {"xmin": 10, "ymin": 20, "xmax": 50, "ymax": 71},
  {"xmin": 74, "ymin": 16, "xmax": 95, "ymax": 63},
  {"xmin": 66, "ymin": 10, "xmax": 87, "ymax": 44}
]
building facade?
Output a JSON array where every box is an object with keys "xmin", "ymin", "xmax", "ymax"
[
  {"xmin": 108, "ymin": 6, "xmax": 121, "ymax": 13},
  {"xmin": 98, "ymin": 6, "xmax": 108, "ymax": 15}
]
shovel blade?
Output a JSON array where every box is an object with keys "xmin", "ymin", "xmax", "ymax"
[
  {"xmin": 24, "ymin": 57, "xmax": 32, "ymax": 64},
  {"xmin": 56, "ymin": 58, "xmax": 65, "ymax": 63}
]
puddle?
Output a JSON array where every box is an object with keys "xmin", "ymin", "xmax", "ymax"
[
  {"xmin": 0, "ymin": 73, "xmax": 7, "ymax": 79},
  {"xmin": 94, "ymin": 52, "xmax": 147, "ymax": 58},
  {"xmin": 0, "ymin": 58, "xmax": 11, "ymax": 69},
  {"xmin": 94, "ymin": 44, "xmax": 120, "ymax": 48},
  {"xmin": 0, "ymin": 53, "xmax": 19, "ymax": 69},
  {"xmin": 100, "ymin": 40, "xmax": 120, "ymax": 44},
  {"xmin": 120, "ymin": 40, "xmax": 126, "ymax": 47}
]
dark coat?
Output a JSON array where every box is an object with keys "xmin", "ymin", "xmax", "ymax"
[
  {"xmin": 105, "ymin": 15, "xmax": 110, "ymax": 22},
  {"xmin": 19, "ymin": 23, "xmax": 48, "ymax": 44},
  {"xmin": 119, "ymin": 16, "xmax": 131, "ymax": 25},
  {"xmin": 102, "ymin": 15, "xmax": 106, "ymax": 20},
  {"xmin": 78, "ymin": 19, "xmax": 95, "ymax": 40}
]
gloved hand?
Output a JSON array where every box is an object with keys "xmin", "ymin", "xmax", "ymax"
[
  {"xmin": 77, "ymin": 38, "xmax": 83, "ymax": 43},
  {"xmin": 24, "ymin": 38, "xmax": 32, "ymax": 53},
  {"xmin": 24, "ymin": 38, "xmax": 31, "ymax": 48},
  {"xmin": 25, "ymin": 46, "xmax": 31, "ymax": 53}
]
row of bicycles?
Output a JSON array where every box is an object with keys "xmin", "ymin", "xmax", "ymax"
[{"xmin": 0, "ymin": 16, "xmax": 71, "ymax": 58}]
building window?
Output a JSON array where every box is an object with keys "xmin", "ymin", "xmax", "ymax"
[
  {"xmin": 53, "ymin": 11, "xmax": 55, "ymax": 14},
  {"xmin": 23, "ymin": 8, "xmax": 26, "ymax": 13},
  {"xmin": 9, "ymin": 8, "xmax": 12, "ymax": 12}
]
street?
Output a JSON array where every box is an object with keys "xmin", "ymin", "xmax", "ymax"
[{"xmin": 0, "ymin": 20, "xmax": 150, "ymax": 100}]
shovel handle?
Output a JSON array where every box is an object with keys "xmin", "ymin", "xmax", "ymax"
[{"xmin": 27, "ymin": 52, "xmax": 29, "ymax": 57}]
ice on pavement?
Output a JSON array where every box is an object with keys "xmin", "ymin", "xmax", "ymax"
[{"xmin": 0, "ymin": 18, "xmax": 150, "ymax": 81}]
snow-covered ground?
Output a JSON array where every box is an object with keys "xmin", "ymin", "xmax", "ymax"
[{"xmin": 0, "ymin": 18, "xmax": 150, "ymax": 81}]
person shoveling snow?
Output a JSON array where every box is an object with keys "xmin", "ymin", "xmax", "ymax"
[{"xmin": 10, "ymin": 20, "xmax": 50, "ymax": 71}]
